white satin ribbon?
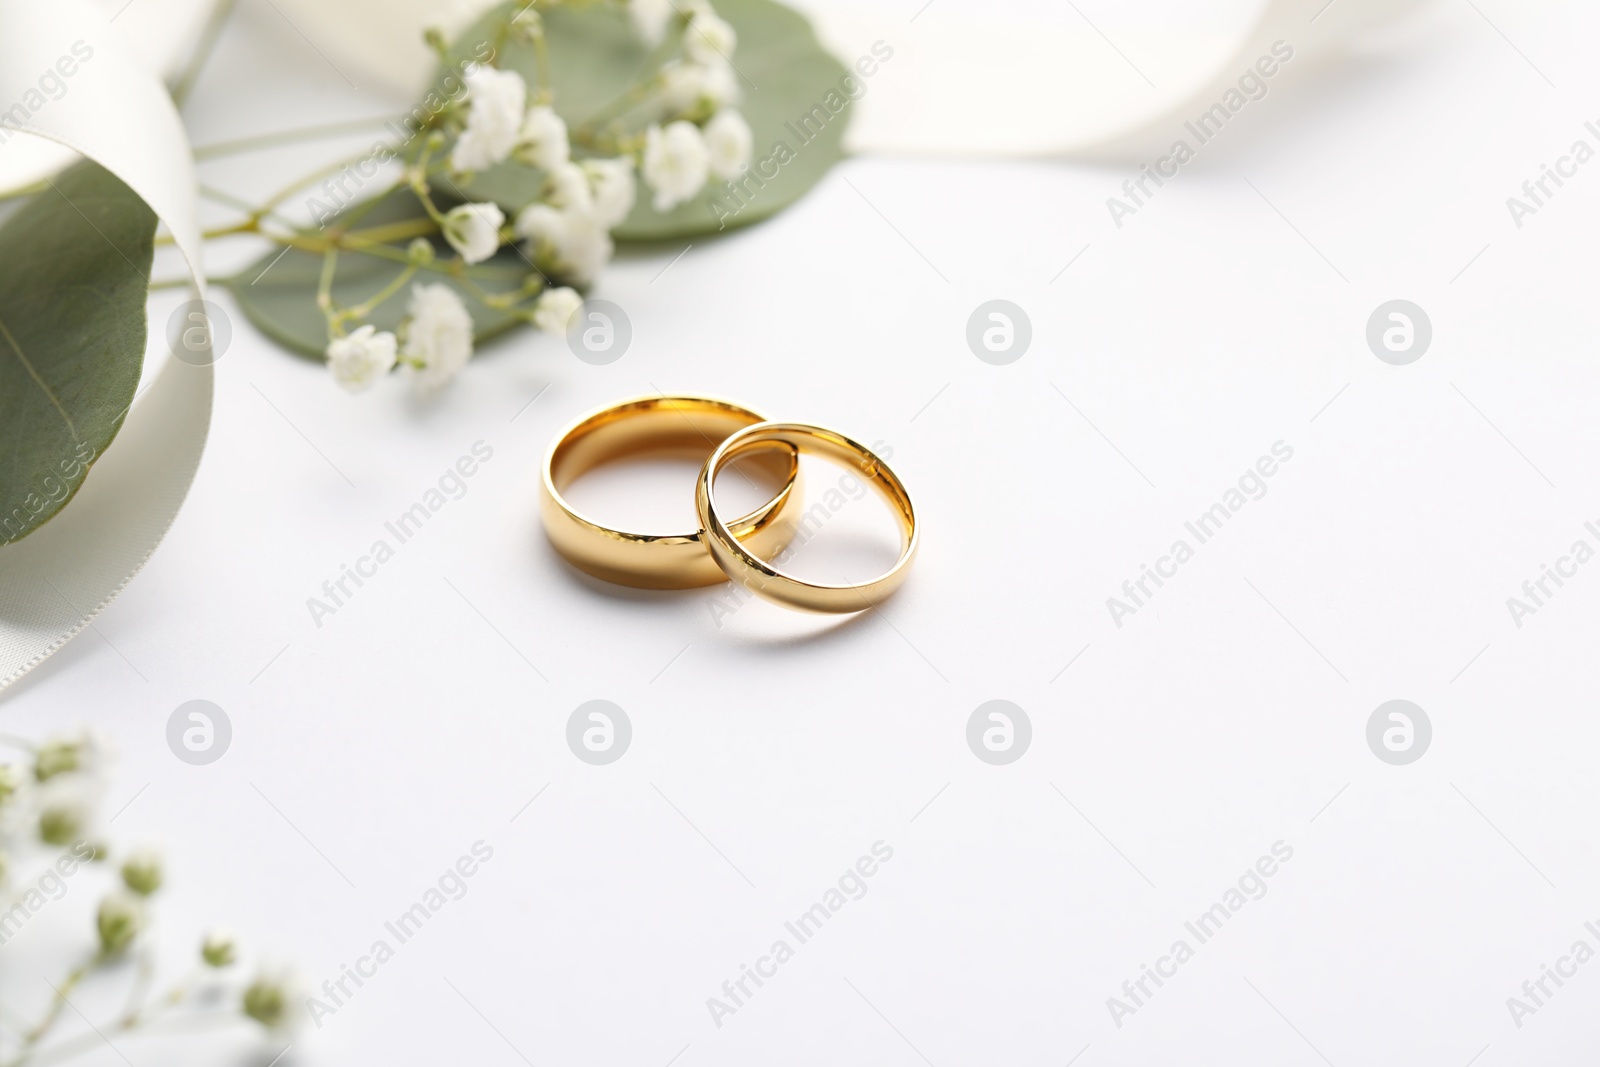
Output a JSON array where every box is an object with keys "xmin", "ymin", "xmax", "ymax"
[
  {"xmin": 267, "ymin": 0, "xmax": 1430, "ymax": 158},
  {"xmin": 0, "ymin": 0, "xmax": 208, "ymax": 692},
  {"xmin": 807, "ymin": 0, "xmax": 1432, "ymax": 158}
]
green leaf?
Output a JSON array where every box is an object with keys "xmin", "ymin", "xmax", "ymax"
[
  {"xmin": 0, "ymin": 161, "xmax": 156, "ymax": 546},
  {"xmin": 226, "ymin": 188, "xmax": 531, "ymax": 359},
  {"xmin": 447, "ymin": 0, "xmax": 851, "ymax": 240}
]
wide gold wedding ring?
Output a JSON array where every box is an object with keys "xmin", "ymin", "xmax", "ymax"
[
  {"xmin": 541, "ymin": 396, "xmax": 801, "ymax": 588},
  {"xmin": 695, "ymin": 422, "xmax": 917, "ymax": 613}
]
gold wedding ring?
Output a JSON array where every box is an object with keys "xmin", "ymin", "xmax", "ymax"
[
  {"xmin": 695, "ymin": 423, "xmax": 917, "ymax": 613},
  {"xmin": 541, "ymin": 396, "xmax": 801, "ymax": 588}
]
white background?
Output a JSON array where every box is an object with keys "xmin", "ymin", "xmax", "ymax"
[{"xmin": 5, "ymin": 1, "xmax": 1600, "ymax": 1064}]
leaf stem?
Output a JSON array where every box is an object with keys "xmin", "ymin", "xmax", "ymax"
[
  {"xmin": 148, "ymin": 276, "xmax": 235, "ymax": 291},
  {"xmin": 197, "ymin": 185, "xmax": 300, "ymax": 232},
  {"xmin": 153, "ymin": 219, "xmax": 259, "ymax": 247},
  {"xmin": 192, "ymin": 116, "xmax": 399, "ymax": 160},
  {"xmin": 316, "ymin": 246, "xmax": 341, "ymax": 336},
  {"xmin": 531, "ymin": 27, "xmax": 553, "ymax": 101},
  {"xmin": 19, "ymin": 988, "xmax": 239, "ymax": 1067},
  {"xmin": 169, "ymin": 0, "xmax": 239, "ymax": 107},
  {"xmin": 257, "ymin": 147, "xmax": 389, "ymax": 215},
  {"xmin": 262, "ymin": 229, "xmax": 524, "ymax": 280},
  {"xmin": 346, "ymin": 263, "xmax": 422, "ymax": 326},
  {"xmin": 11, "ymin": 955, "xmax": 100, "ymax": 1064},
  {"xmin": 571, "ymin": 24, "xmax": 682, "ymax": 137}
]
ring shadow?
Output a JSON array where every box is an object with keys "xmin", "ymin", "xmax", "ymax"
[{"xmin": 544, "ymin": 543, "xmax": 884, "ymax": 650}]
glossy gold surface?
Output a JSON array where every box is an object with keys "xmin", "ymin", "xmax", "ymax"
[
  {"xmin": 541, "ymin": 396, "xmax": 801, "ymax": 589},
  {"xmin": 696, "ymin": 422, "xmax": 917, "ymax": 613}
]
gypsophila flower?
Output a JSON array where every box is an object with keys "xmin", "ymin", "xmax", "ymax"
[
  {"xmin": 97, "ymin": 891, "xmax": 144, "ymax": 955},
  {"xmin": 704, "ymin": 109, "xmax": 753, "ymax": 179},
  {"xmin": 39, "ymin": 803, "xmax": 85, "ymax": 846},
  {"xmin": 582, "ymin": 157, "xmax": 636, "ymax": 227},
  {"xmin": 516, "ymin": 105, "xmax": 570, "ymax": 171},
  {"xmin": 402, "ymin": 284, "xmax": 475, "ymax": 389},
  {"xmin": 202, "ymin": 928, "xmax": 238, "ymax": 968},
  {"xmin": 407, "ymin": 237, "xmax": 436, "ymax": 265},
  {"xmin": 629, "ymin": 0, "xmax": 675, "ymax": 44},
  {"xmin": 34, "ymin": 741, "xmax": 78, "ymax": 782},
  {"xmin": 326, "ymin": 325, "xmax": 398, "ymax": 394},
  {"xmin": 659, "ymin": 60, "xmax": 738, "ymax": 116},
  {"xmin": 34, "ymin": 731, "xmax": 100, "ymax": 782},
  {"xmin": 452, "ymin": 65, "xmax": 528, "ymax": 172},
  {"xmin": 546, "ymin": 162, "xmax": 594, "ymax": 213},
  {"xmin": 533, "ymin": 287, "xmax": 583, "ymax": 334},
  {"xmin": 515, "ymin": 204, "xmax": 614, "ymax": 286},
  {"xmin": 0, "ymin": 764, "xmax": 20, "ymax": 803},
  {"xmin": 685, "ymin": 11, "xmax": 736, "ymax": 64},
  {"xmin": 121, "ymin": 847, "xmax": 163, "ymax": 896},
  {"xmin": 243, "ymin": 968, "xmax": 300, "ymax": 1030},
  {"xmin": 643, "ymin": 121, "xmax": 710, "ymax": 211},
  {"xmin": 442, "ymin": 202, "xmax": 506, "ymax": 264}
]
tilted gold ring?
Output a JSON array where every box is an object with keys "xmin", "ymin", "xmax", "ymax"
[
  {"xmin": 695, "ymin": 422, "xmax": 916, "ymax": 613},
  {"xmin": 541, "ymin": 396, "xmax": 800, "ymax": 589}
]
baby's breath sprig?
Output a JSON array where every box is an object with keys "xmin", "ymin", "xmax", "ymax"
[
  {"xmin": 0, "ymin": 733, "xmax": 295, "ymax": 1067},
  {"xmin": 160, "ymin": 0, "xmax": 756, "ymax": 395}
]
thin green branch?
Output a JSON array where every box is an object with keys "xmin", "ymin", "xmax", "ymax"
[
  {"xmin": 8, "ymin": 956, "xmax": 100, "ymax": 1066},
  {"xmin": 170, "ymin": 0, "xmax": 239, "ymax": 107},
  {"xmin": 192, "ymin": 116, "xmax": 399, "ymax": 161}
]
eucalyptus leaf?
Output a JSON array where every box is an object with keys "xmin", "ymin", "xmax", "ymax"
[
  {"xmin": 447, "ymin": 0, "xmax": 852, "ymax": 240},
  {"xmin": 226, "ymin": 188, "xmax": 531, "ymax": 359},
  {"xmin": 0, "ymin": 161, "xmax": 155, "ymax": 546}
]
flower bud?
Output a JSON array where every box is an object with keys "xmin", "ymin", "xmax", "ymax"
[
  {"xmin": 0, "ymin": 764, "xmax": 20, "ymax": 802},
  {"xmin": 96, "ymin": 892, "xmax": 143, "ymax": 955},
  {"xmin": 34, "ymin": 739, "xmax": 81, "ymax": 781},
  {"xmin": 202, "ymin": 928, "xmax": 237, "ymax": 968},
  {"xmin": 33, "ymin": 732, "xmax": 101, "ymax": 782},
  {"xmin": 423, "ymin": 27, "xmax": 448, "ymax": 53},
  {"xmin": 38, "ymin": 805, "xmax": 83, "ymax": 846},
  {"xmin": 407, "ymin": 237, "xmax": 436, "ymax": 265},
  {"xmin": 121, "ymin": 848, "xmax": 163, "ymax": 896},
  {"xmin": 509, "ymin": 8, "xmax": 542, "ymax": 42},
  {"xmin": 243, "ymin": 972, "xmax": 293, "ymax": 1029}
]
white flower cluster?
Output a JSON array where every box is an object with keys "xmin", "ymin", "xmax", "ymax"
[
  {"xmin": 323, "ymin": 1, "xmax": 754, "ymax": 394},
  {"xmin": 637, "ymin": 1, "xmax": 752, "ymax": 212},
  {"xmin": 327, "ymin": 283, "xmax": 581, "ymax": 395}
]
